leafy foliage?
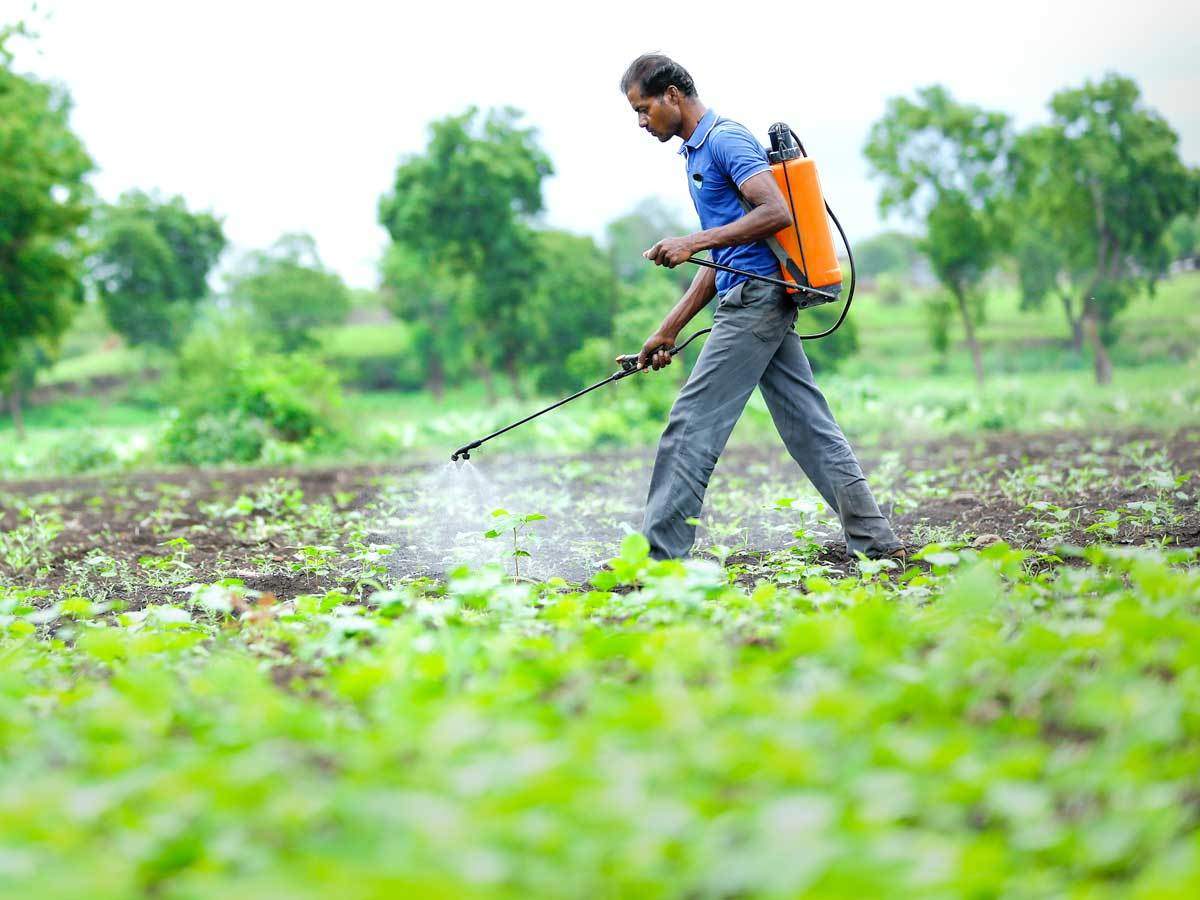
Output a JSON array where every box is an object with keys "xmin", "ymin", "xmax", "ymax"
[
  {"xmin": 604, "ymin": 196, "xmax": 695, "ymax": 289},
  {"xmin": 0, "ymin": 26, "xmax": 93, "ymax": 382},
  {"xmin": 853, "ymin": 230, "xmax": 922, "ymax": 279},
  {"xmin": 378, "ymin": 107, "xmax": 553, "ymax": 394},
  {"xmin": 161, "ymin": 328, "xmax": 343, "ymax": 464},
  {"xmin": 483, "ymin": 508, "xmax": 546, "ymax": 578},
  {"xmin": 1163, "ymin": 212, "xmax": 1199, "ymax": 265},
  {"xmin": 378, "ymin": 242, "xmax": 478, "ymax": 397},
  {"xmin": 318, "ymin": 321, "xmax": 425, "ymax": 392},
  {"xmin": 521, "ymin": 230, "xmax": 619, "ymax": 393},
  {"xmin": 90, "ymin": 190, "xmax": 226, "ymax": 348},
  {"xmin": 865, "ymin": 85, "xmax": 1014, "ymax": 381},
  {"xmin": 2, "ymin": 540, "xmax": 1199, "ymax": 894},
  {"xmin": 801, "ymin": 311, "xmax": 859, "ymax": 374},
  {"xmin": 1011, "ymin": 74, "xmax": 1200, "ymax": 382},
  {"xmin": 228, "ymin": 233, "xmax": 351, "ymax": 351}
]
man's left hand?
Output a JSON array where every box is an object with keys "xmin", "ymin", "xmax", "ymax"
[{"xmin": 643, "ymin": 236, "xmax": 696, "ymax": 268}]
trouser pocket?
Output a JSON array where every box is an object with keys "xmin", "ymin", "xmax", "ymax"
[{"xmin": 745, "ymin": 283, "xmax": 796, "ymax": 342}]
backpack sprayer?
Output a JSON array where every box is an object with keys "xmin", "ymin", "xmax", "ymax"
[{"xmin": 450, "ymin": 123, "xmax": 855, "ymax": 462}]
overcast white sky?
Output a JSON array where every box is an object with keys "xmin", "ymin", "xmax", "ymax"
[{"xmin": 6, "ymin": 0, "xmax": 1199, "ymax": 289}]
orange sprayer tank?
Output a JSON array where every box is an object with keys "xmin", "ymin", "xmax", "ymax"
[{"xmin": 767, "ymin": 123, "xmax": 842, "ymax": 292}]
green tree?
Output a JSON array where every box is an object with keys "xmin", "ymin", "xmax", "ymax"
[
  {"xmin": 801, "ymin": 312, "xmax": 860, "ymax": 375},
  {"xmin": 605, "ymin": 197, "xmax": 694, "ymax": 290},
  {"xmin": 520, "ymin": 230, "xmax": 619, "ymax": 393},
  {"xmin": 864, "ymin": 85, "xmax": 1013, "ymax": 383},
  {"xmin": 854, "ymin": 230, "xmax": 922, "ymax": 280},
  {"xmin": 229, "ymin": 233, "xmax": 351, "ymax": 351},
  {"xmin": 0, "ymin": 25, "xmax": 93, "ymax": 436},
  {"xmin": 1012, "ymin": 75, "xmax": 1200, "ymax": 383},
  {"xmin": 1008, "ymin": 220, "xmax": 1086, "ymax": 350},
  {"xmin": 378, "ymin": 243, "xmax": 475, "ymax": 400},
  {"xmin": 1162, "ymin": 213, "xmax": 1199, "ymax": 267},
  {"xmin": 563, "ymin": 266, "xmax": 697, "ymax": 395},
  {"xmin": 90, "ymin": 190, "xmax": 225, "ymax": 349},
  {"xmin": 378, "ymin": 107, "xmax": 553, "ymax": 398},
  {"xmin": 3, "ymin": 339, "xmax": 49, "ymax": 441}
]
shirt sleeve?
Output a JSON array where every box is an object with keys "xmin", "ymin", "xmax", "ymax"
[{"xmin": 709, "ymin": 125, "xmax": 770, "ymax": 189}]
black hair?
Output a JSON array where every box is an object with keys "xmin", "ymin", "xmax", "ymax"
[{"xmin": 619, "ymin": 53, "xmax": 697, "ymax": 98}]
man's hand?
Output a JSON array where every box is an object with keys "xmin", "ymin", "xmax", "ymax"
[
  {"xmin": 643, "ymin": 235, "xmax": 696, "ymax": 268},
  {"xmin": 634, "ymin": 330, "xmax": 676, "ymax": 371}
]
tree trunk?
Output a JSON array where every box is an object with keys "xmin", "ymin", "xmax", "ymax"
[
  {"xmin": 504, "ymin": 356, "xmax": 524, "ymax": 401},
  {"xmin": 953, "ymin": 287, "xmax": 985, "ymax": 384},
  {"xmin": 1086, "ymin": 184, "xmax": 1118, "ymax": 383},
  {"xmin": 7, "ymin": 385, "xmax": 26, "ymax": 442},
  {"xmin": 1082, "ymin": 299, "xmax": 1113, "ymax": 385},
  {"xmin": 426, "ymin": 354, "xmax": 445, "ymax": 402},
  {"xmin": 476, "ymin": 362, "xmax": 497, "ymax": 405},
  {"xmin": 1059, "ymin": 291, "xmax": 1084, "ymax": 352}
]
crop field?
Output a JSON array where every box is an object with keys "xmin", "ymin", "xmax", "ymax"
[
  {"xmin": 3, "ymin": 428, "xmax": 1199, "ymax": 597},
  {"xmin": 3, "ymin": 280, "xmax": 1199, "ymax": 900},
  {"xmin": 3, "ymin": 419, "xmax": 1200, "ymax": 897},
  {"xmin": 5, "ymin": 15, "xmax": 1200, "ymax": 895},
  {"xmin": 3, "ymin": 282, "xmax": 1199, "ymax": 898}
]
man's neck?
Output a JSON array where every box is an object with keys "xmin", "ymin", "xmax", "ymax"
[{"xmin": 678, "ymin": 101, "xmax": 709, "ymax": 142}]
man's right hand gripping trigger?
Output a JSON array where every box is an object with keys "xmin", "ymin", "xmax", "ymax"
[{"xmin": 636, "ymin": 331, "xmax": 676, "ymax": 371}]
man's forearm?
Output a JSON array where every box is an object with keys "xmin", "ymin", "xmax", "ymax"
[
  {"xmin": 660, "ymin": 265, "xmax": 717, "ymax": 338},
  {"xmin": 690, "ymin": 202, "xmax": 791, "ymax": 254}
]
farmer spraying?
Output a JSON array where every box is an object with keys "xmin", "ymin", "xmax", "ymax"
[{"xmin": 621, "ymin": 53, "xmax": 905, "ymax": 562}]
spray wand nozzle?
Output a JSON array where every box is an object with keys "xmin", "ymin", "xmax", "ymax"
[{"xmin": 451, "ymin": 440, "xmax": 482, "ymax": 463}]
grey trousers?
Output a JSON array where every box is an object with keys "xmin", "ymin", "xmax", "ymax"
[{"xmin": 642, "ymin": 277, "xmax": 901, "ymax": 560}]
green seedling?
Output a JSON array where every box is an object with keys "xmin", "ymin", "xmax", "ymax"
[
  {"xmin": 0, "ymin": 508, "xmax": 64, "ymax": 575},
  {"xmin": 1084, "ymin": 509, "xmax": 1122, "ymax": 538},
  {"xmin": 137, "ymin": 537, "xmax": 195, "ymax": 588},
  {"xmin": 484, "ymin": 509, "xmax": 546, "ymax": 580},
  {"xmin": 1023, "ymin": 500, "xmax": 1079, "ymax": 540},
  {"xmin": 291, "ymin": 544, "xmax": 339, "ymax": 588},
  {"xmin": 341, "ymin": 531, "xmax": 395, "ymax": 597}
]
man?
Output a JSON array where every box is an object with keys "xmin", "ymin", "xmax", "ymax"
[{"xmin": 620, "ymin": 53, "xmax": 904, "ymax": 563}]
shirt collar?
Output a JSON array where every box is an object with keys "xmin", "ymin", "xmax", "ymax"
[{"xmin": 678, "ymin": 109, "xmax": 717, "ymax": 156}]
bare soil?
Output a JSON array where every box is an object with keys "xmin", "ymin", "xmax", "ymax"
[{"xmin": 2, "ymin": 427, "xmax": 1197, "ymax": 604}]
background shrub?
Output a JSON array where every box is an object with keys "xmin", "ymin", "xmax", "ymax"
[{"xmin": 161, "ymin": 329, "xmax": 343, "ymax": 464}]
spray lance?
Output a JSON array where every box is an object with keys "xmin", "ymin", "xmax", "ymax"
[{"xmin": 450, "ymin": 123, "xmax": 856, "ymax": 463}]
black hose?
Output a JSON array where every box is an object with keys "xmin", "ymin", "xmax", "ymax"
[
  {"xmin": 796, "ymin": 200, "xmax": 854, "ymax": 340},
  {"xmin": 789, "ymin": 126, "xmax": 854, "ymax": 341}
]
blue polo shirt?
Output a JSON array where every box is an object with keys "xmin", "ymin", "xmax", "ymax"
[{"xmin": 680, "ymin": 110, "xmax": 780, "ymax": 295}]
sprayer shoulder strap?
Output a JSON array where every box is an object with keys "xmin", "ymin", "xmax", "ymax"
[
  {"xmin": 710, "ymin": 118, "xmax": 809, "ymax": 287},
  {"xmin": 735, "ymin": 188, "xmax": 809, "ymax": 287}
]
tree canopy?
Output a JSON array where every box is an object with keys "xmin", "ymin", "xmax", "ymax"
[
  {"xmin": 605, "ymin": 197, "xmax": 695, "ymax": 290},
  {"xmin": 90, "ymin": 190, "xmax": 226, "ymax": 349},
  {"xmin": 228, "ymin": 233, "xmax": 351, "ymax": 351},
  {"xmin": 865, "ymin": 85, "xmax": 1014, "ymax": 383},
  {"xmin": 853, "ymin": 231, "xmax": 922, "ymax": 280},
  {"xmin": 1011, "ymin": 74, "xmax": 1200, "ymax": 382},
  {"xmin": 378, "ymin": 107, "xmax": 553, "ymax": 396},
  {"xmin": 520, "ymin": 229, "xmax": 619, "ymax": 393},
  {"xmin": 0, "ymin": 25, "xmax": 93, "ymax": 385}
]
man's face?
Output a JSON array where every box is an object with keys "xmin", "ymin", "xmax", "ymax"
[{"xmin": 626, "ymin": 84, "xmax": 681, "ymax": 143}]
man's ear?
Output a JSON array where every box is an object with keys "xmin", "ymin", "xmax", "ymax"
[{"xmin": 664, "ymin": 84, "xmax": 680, "ymax": 107}]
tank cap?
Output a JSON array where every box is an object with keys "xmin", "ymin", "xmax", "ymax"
[{"xmin": 767, "ymin": 122, "xmax": 802, "ymax": 164}]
